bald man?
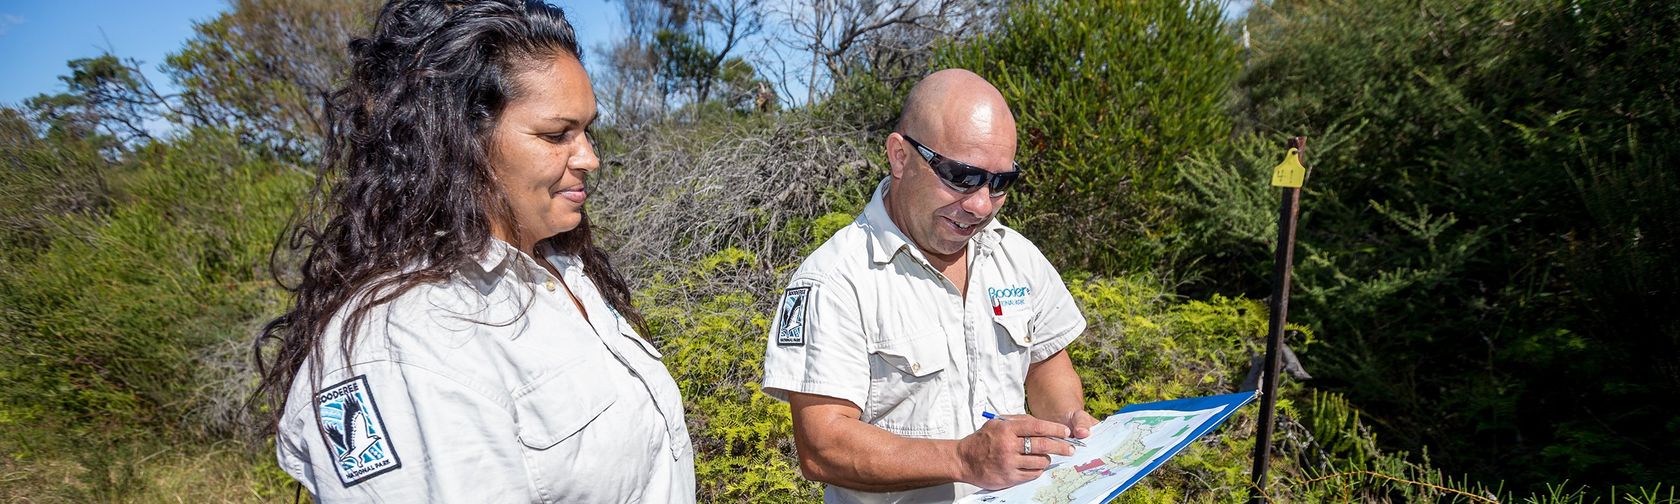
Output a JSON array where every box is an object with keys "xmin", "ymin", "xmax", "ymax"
[{"xmin": 761, "ymin": 69, "xmax": 1097, "ymax": 503}]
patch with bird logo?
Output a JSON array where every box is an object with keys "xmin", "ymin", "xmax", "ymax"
[
  {"xmin": 316, "ymin": 375, "xmax": 402, "ymax": 486},
  {"xmin": 776, "ymin": 286, "xmax": 811, "ymax": 346}
]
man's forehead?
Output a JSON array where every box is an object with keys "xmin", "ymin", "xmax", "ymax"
[
  {"xmin": 930, "ymin": 106, "xmax": 1017, "ymax": 164},
  {"xmin": 920, "ymin": 87, "xmax": 1015, "ymax": 143},
  {"xmin": 954, "ymin": 99, "xmax": 1011, "ymax": 138}
]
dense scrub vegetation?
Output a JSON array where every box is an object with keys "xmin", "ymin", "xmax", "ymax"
[
  {"xmin": 1222, "ymin": 0, "xmax": 1680, "ymax": 490},
  {"xmin": 1, "ymin": 0, "xmax": 1674, "ymax": 502}
]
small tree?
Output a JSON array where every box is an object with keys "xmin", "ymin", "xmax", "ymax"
[
  {"xmin": 600, "ymin": 0, "xmax": 767, "ymax": 121},
  {"xmin": 165, "ymin": 0, "xmax": 378, "ymax": 160}
]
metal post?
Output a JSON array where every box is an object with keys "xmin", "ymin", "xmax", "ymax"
[{"xmin": 1248, "ymin": 137, "xmax": 1306, "ymax": 503}]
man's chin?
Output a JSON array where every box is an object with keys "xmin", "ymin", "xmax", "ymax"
[{"xmin": 920, "ymin": 239, "xmax": 968, "ymax": 259}]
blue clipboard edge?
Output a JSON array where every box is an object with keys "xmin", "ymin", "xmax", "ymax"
[{"xmin": 1096, "ymin": 391, "xmax": 1260, "ymax": 502}]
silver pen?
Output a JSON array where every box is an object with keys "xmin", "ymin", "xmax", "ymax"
[{"xmin": 980, "ymin": 411, "xmax": 1088, "ymax": 447}]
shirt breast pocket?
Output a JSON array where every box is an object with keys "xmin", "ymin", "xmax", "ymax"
[
  {"xmin": 864, "ymin": 331, "xmax": 950, "ymax": 438},
  {"xmin": 993, "ymin": 312, "xmax": 1035, "ymax": 355},
  {"xmin": 987, "ymin": 312, "xmax": 1036, "ymax": 414},
  {"xmin": 513, "ymin": 358, "xmax": 649, "ymax": 502}
]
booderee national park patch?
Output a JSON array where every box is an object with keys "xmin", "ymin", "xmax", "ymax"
[
  {"xmin": 316, "ymin": 375, "xmax": 402, "ymax": 486},
  {"xmin": 777, "ymin": 286, "xmax": 811, "ymax": 346}
]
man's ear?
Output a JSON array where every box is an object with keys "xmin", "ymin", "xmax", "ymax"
[{"xmin": 886, "ymin": 132, "xmax": 908, "ymax": 180}]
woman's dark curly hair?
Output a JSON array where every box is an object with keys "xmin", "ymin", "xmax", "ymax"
[{"xmin": 253, "ymin": 0, "xmax": 645, "ymax": 429}]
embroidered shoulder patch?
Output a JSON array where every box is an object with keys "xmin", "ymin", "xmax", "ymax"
[
  {"xmin": 777, "ymin": 286, "xmax": 811, "ymax": 346},
  {"xmin": 316, "ymin": 375, "xmax": 402, "ymax": 486}
]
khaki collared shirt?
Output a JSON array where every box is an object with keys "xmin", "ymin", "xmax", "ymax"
[
  {"xmin": 276, "ymin": 239, "xmax": 695, "ymax": 503},
  {"xmin": 762, "ymin": 179, "xmax": 1087, "ymax": 504}
]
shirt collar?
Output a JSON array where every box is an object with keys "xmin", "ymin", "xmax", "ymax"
[
  {"xmin": 860, "ymin": 177, "xmax": 1008, "ymax": 265},
  {"xmin": 474, "ymin": 238, "xmax": 514, "ymax": 273},
  {"xmin": 472, "ymin": 238, "xmax": 581, "ymax": 276}
]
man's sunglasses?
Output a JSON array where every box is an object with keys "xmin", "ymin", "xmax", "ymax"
[{"xmin": 901, "ymin": 134, "xmax": 1022, "ymax": 196}]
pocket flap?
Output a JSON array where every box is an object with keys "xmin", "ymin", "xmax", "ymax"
[
  {"xmin": 993, "ymin": 313, "xmax": 1034, "ymax": 348},
  {"xmin": 869, "ymin": 334, "xmax": 948, "ymax": 378},
  {"xmin": 513, "ymin": 363, "xmax": 618, "ymax": 449}
]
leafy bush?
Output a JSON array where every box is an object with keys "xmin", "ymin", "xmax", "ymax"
[
  {"xmin": 0, "ymin": 128, "xmax": 303, "ymax": 449},
  {"xmin": 588, "ymin": 107, "xmax": 890, "ymax": 501},
  {"xmin": 1067, "ymin": 273, "xmax": 1285, "ymax": 502},
  {"xmin": 637, "ymin": 248, "xmax": 819, "ymax": 502},
  {"xmin": 1218, "ymin": 0, "xmax": 1680, "ymax": 491},
  {"xmin": 935, "ymin": 0, "xmax": 1240, "ymax": 274},
  {"xmin": 0, "ymin": 108, "xmax": 112, "ymax": 261}
]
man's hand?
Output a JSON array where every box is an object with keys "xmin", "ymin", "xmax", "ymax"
[
  {"xmin": 955, "ymin": 414, "xmax": 1078, "ymax": 490},
  {"xmin": 1058, "ymin": 409, "xmax": 1100, "ymax": 439}
]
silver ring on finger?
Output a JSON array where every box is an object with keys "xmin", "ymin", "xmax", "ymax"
[{"xmin": 1022, "ymin": 437, "xmax": 1033, "ymax": 455}]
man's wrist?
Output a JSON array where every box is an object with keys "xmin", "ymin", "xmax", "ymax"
[{"xmin": 943, "ymin": 438, "xmax": 973, "ymax": 485}]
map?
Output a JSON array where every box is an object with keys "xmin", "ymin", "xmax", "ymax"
[{"xmin": 959, "ymin": 392, "xmax": 1255, "ymax": 504}]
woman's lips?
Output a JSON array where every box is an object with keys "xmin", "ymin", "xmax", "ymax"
[{"xmin": 556, "ymin": 186, "xmax": 587, "ymax": 203}]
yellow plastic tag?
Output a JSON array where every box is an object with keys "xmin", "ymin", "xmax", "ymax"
[{"xmin": 1271, "ymin": 148, "xmax": 1306, "ymax": 188}]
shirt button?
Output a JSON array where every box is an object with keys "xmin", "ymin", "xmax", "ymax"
[
  {"xmin": 911, "ymin": 363, "xmax": 922, "ymax": 373},
  {"xmin": 544, "ymin": 278, "xmax": 557, "ymax": 292},
  {"xmin": 1025, "ymin": 335, "xmax": 1034, "ymax": 344}
]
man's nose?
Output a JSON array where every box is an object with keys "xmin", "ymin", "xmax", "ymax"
[{"xmin": 958, "ymin": 186, "xmax": 998, "ymax": 217}]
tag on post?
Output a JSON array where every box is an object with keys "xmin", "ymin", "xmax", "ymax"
[{"xmin": 1271, "ymin": 148, "xmax": 1306, "ymax": 188}]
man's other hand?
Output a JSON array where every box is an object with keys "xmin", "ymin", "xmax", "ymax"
[{"xmin": 1059, "ymin": 409, "xmax": 1099, "ymax": 439}]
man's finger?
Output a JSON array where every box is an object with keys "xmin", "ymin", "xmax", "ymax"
[
  {"xmin": 1071, "ymin": 417, "xmax": 1095, "ymax": 439},
  {"xmin": 1058, "ymin": 410, "xmax": 1098, "ymax": 439},
  {"xmin": 1001, "ymin": 416, "xmax": 1074, "ymax": 438},
  {"xmin": 1035, "ymin": 437, "xmax": 1076, "ymax": 456},
  {"xmin": 1016, "ymin": 454, "xmax": 1050, "ymax": 471}
]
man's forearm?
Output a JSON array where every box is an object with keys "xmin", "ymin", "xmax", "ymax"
[
  {"xmin": 1025, "ymin": 349, "xmax": 1087, "ymax": 421},
  {"xmin": 798, "ymin": 413, "xmax": 967, "ymax": 492},
  {"xmin": 790, "ymin": 391, "xmax": 1076, "ymax": 492},
  {"xmin": 791, "ymin": 394, "xmax": 966, "ymax": 491}
]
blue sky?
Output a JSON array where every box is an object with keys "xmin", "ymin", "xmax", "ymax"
[
  {"xmin": 0, "ymin": 0, "xmax": 621, "ymax": 106},
  {"xmin": 0, "ymin": 0, "xmax": 1252, "ymax": 108}
]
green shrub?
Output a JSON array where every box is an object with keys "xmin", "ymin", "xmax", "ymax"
[
  {"xmin": 638, "ymin": 248, "xmax": 822, "ymax": 502},
  {"xmin": 935, "ymin": 0, "xmax": 1240, "ymax": 274},
  {"xmin": 0, "ymin": 128, "xmax": 304, "ymax": 448},
  {"xmin": 1225, "ymin": 0, "xmax": 1680, "ymax": 490},
  {"xmin": 1068, "ymin": 273, "xmax": 1298, "ymax": 502},
  {"xmin": 0, "ymin": 108, "xmax": 113, "ymax": 262}
]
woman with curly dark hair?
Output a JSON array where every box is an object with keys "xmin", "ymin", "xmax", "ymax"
[{"xmin": 252, "ymin": 1, "xmax": 693, "ymax": 501}]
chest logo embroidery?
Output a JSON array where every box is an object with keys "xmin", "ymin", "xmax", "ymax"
[
  {"xmin": 777, "ymin": 286, "xmax": 811, "ymax": 346},
  {"xmin": 987, "ymin": 285, "xmax": 1032, "ymax": 315},
  {"xmin": 316, "ymin": 375, "xmax": 403, "ymax": 486}
]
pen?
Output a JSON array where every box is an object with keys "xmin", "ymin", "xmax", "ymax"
[{"xmin": 980, "ymin": 411, "xmax": 1087, "ymax": 447}]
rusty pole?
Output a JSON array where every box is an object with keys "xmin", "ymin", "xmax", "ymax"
[{"xmin": 1249, "ymin": 136, "xmax": 1306, "ymax": 503}]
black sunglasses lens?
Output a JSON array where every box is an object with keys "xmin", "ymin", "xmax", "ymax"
[
  {"xmin": 934, "ymin": 160, "xmax": 1021, "ymax": 195},
  {"xmin": 990, "ymin": 171, "xmax": 1020, "ymax": 193},
  {"xmin": 933, "ymin": 161, "xmax": 985, "ymax": 192}
]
